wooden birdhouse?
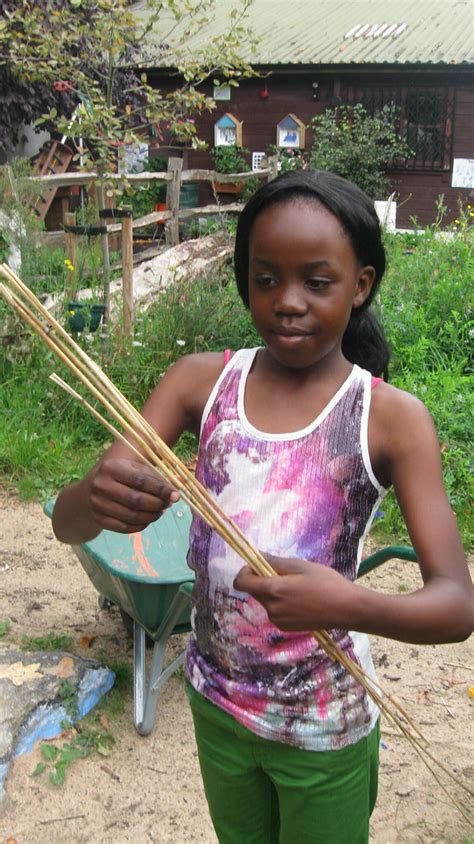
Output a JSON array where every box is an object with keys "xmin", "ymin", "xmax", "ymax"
[
  {"xmin": 214, "ymin": 113, "xmax": 243, "ymax": 147},
  {"xmin": 276, "ymin": 114, "xmax": 305, "ymax": 149}
]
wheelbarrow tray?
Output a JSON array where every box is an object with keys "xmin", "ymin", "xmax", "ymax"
[{"xmin": 43, "ymin": 499, "xmax": 194, "ymax": 636}]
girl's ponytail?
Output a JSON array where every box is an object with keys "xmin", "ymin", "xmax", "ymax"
[{"xmin": 342, "ymin": 308, "xmax": 390, "ymax": 381}]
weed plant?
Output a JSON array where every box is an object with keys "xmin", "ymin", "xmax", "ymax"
[
  {"xmin": 20, "ymin": 631, "xmax": 74, "ymax": 651},
  {"xmin": 0, "ymin": 216, "xmax": 472, "ymax": 547},
  {"xmin": 373, "ymin": 207, "xmax": 473, "ymax": 546}
]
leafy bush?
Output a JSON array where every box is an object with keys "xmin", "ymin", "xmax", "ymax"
[
  {"xmin": 119, "ymin": 155, "xmax": 167, "ymax": 220},
  {"xmin": 309, "ymin": 104, "xmax": 413, "ymax": 198},
  {"xmin": 211, "ymin": 146, "xmax": 251, "ymax": 174},
  {"xmin": 266, "ymin": 145, "xmax": 306, "ymax": 174}
]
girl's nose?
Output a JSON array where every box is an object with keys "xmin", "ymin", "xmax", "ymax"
[{"xmin": 273, "ymin": 283, "xmax": 307, "ymax": 315}]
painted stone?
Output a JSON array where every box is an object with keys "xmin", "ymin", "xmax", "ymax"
[{"xmin": 0, "ymin": 649, "xmax": 115, "ymax": 809}]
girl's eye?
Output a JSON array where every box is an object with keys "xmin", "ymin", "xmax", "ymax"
[
  {"xmin": 254, "ymin": 275, "xmax": 275, "ymax": 288},
  {"xmin": 307, "ymin": 278, "xmax": 330, "ymax": 290}
]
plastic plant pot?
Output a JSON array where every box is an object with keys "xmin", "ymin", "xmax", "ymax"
[
  {"xmin": 179, "ymin": 182, "xmax": 199, "ymax": 208},
  {"xmin": 89, "ymin": 304, "xmax": 106, "ymax": 332},
  {"xmin": 68, "ymin": 302, "xmax": 85, "ymax": 333}
]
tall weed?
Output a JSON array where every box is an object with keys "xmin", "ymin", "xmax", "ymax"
[{"xmin": 372, "ymin": 221, "xmax": 473, "ymax": 546}]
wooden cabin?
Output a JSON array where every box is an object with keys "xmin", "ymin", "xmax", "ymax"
[{"xmin": 136, "ymin": 0, "xmax": 474, "ymax": 228}]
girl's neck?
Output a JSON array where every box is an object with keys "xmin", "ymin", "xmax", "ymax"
[{"xmin": 245, "ymin": 347, "xmax": 354, "ymax": 434}]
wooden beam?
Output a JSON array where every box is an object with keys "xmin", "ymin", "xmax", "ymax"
[
  {"xmin": 26, "ymin": 171, "xmax": 172, "ymax": 189},
  {"xmin": 165, "ymin": 157, "xmax": 183, "ymax": 247},
  {"xmin": 25, "ymin": 167, "xmax": 272, "ymax": 190},
  {"xmin": 105, "ymin": 202, "xmax": 243, "ymax": 233},
  {"xmin": 121, "ymin": 205, "xmax": 134, "ymax": 338},
  {"xmin": 64, "ymin": 211, "xmax": 77, "ymax": 299}
]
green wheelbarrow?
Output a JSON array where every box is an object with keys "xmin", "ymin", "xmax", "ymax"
[
  {"xmin": 44, "ymin": 499, "xmax": 194, "ymax": 736},
  {"xmin": 44, "ymin": 500, "xmax": 417, "ymax": 736}
]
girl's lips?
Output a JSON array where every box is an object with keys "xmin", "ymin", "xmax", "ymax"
[{"xmin": 272, "ymin": 332, "xmax": 312, "ymax": 347}]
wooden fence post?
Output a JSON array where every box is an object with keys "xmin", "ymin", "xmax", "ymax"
[
  {"xmin": 121, "ymin": 205, "xmax": 134, "ymax": 338},
  {"xmin": 165, "ymin": 157, "xmax": 183, "ymax": 247},
  {"xmin": 95, "ymin": 182, "xmax": 111, "ymax": 328},
  {"xmin": 64, "ymin": 211, "xmax": 77, "ymax": 300}
]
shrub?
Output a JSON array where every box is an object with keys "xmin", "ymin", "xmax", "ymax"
[
  {"xmin": 309, "ymin": 104, "xmax": 413, "ymax": 198},
  {"xmin": 119, "ymin": 155, "xmax": 167, "ymax": 220},
  {"xmin": 211, "ymin": 146, "xmax": 251, "ymax": 174}
]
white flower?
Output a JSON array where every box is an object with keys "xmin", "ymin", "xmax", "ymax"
[{"xmin": 176, "ymin": 339, "xmax": 186, "ymax": 346}]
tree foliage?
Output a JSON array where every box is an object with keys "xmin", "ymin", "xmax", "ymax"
[
  {"xmin": 0, "ymin": 0, "xmax": 255, "ymax": 171},
  {"xmin": 309, "ymin": 104, "xmax": 413, "ymax": 198},
  {"xmin": 0, "ymin": 1, "xmax": 67, "ymax": 159}
]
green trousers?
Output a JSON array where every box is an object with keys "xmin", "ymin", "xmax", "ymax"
[{"xmin": 187, "ymin": 682, "xmax": 380, "ymax": 844}]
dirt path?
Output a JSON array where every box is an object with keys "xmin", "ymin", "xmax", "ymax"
[{"xmin": 0, "ymin": 488, "xmax": 472, "ymax": 843}]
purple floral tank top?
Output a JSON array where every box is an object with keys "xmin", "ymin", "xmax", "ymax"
[{"xmin": 185, "ymin": 348, "xmax": 385, "ymax": 751}]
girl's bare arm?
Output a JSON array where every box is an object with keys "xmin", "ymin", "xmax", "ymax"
[
  {"xmin": 235, "ymin": 387, "xmax": 474, "ymax": 645},
  {"xmin": 52, "ymin": 352, "xmax": 225, "ymax": 544}
]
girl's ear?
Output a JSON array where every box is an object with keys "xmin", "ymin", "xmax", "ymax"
[{"xmin": 353, "ymin": 266, "xmax": 376, "ymax": 308}]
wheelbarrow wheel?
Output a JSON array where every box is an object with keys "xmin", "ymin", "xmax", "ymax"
[{"xmin": 119, "ymin": 608, "xmax": 154, "ymax": 648}]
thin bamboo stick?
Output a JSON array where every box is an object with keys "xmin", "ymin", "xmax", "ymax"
[
  {"xmin": 0, "ymin": 265, "xmax": 472, "ymax": 818},
  {"xmin": 0, "ymin": 264, "xmax": 268, "ymax": 571}
]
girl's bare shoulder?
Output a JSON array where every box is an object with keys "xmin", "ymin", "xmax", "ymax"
[
  {"xmin": 370, "ymin": 381, "xmax": 435, "ymax": 433},
  {"xmin": 143, "ymin": 351, "xmax": 230, "ymax": 437},
  {"xmin": 167, "ymin": 350, "xmax": 230, "ymax": 395},
  {"xmin": 368, "ymin": 381, "xmax": 440, "ymax": 487}
]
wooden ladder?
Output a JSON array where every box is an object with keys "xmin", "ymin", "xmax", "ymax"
[{"xmin": 30, "ymin": 140, "xmax": 74, "ymax": 222}]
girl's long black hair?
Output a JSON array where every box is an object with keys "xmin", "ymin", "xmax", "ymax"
[{"xmin": 234, "ymin": 170, "xmax": 390, "ymax": 380}]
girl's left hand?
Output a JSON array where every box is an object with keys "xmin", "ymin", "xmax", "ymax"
[{"xmin": 234, "ymin": 554, "xmax": 354, "ymax": 631}]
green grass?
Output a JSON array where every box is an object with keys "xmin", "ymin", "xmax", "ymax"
[
  {"xmin": 0, "ymin": 619, "xmax": 11, "ymax": 637},
  {"xmin": 93, "ymin": 654, "xmax": 134, "ymax": 718},
  {"xmin": 371, "ymin": 221, "xmax": 473, "ymax": 546},
  {"xmin": 20, "ymin": 632, "xmax": 74, "ymax": 651}
]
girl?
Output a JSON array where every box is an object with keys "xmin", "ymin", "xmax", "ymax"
[{"xmin": 52, "ymin": 171, "xmax": 473, "ymax": 844}]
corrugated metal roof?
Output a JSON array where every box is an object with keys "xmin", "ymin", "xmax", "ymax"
[{"xmin": 133, "ymin": 0, "xmax": 474, "ymax": 66}]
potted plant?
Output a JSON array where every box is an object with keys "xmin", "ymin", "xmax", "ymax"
[
  {"xmin": 211, "ymin": 146, "xmax": 251, "ymax": 194},
  {"xmin": 67, "ymin": 301, "xmax": 106, "ymax": 334}
]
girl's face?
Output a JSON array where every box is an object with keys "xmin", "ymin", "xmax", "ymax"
[{"xmin": 247, "ymin": 198, "xmax": 375, "ymax": 372}]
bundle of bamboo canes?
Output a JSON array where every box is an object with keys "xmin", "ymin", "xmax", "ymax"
[{"xmin": 0, "ymin": 263, "xmax": 471, "ymax": 820}]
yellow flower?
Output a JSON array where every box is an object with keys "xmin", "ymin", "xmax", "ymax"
[
  {"xmin": 453, "ymin": 219, "xmax": 460, "ymax": 225},
  {"xmin": 67, "ymin": 264, "xmax": 75, "ymax": 272}
]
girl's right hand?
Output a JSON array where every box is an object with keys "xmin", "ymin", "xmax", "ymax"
[{"xmin": 87, "ymin": 457, "xmax": 180, "ymax": 534}]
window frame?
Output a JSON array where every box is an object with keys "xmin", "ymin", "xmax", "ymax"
[{"xmin": 341, "ymin": 83, "xmax": 455, "ymax": 171}]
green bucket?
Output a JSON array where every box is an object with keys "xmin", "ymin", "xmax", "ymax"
[{"xmin": 180, "ymin": 182, "xmax": 199, "ymax": 209}]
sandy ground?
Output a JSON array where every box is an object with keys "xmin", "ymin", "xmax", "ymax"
[{"xmin": 0, "ymin": 487, "xmax": 472, "ymax": 844}]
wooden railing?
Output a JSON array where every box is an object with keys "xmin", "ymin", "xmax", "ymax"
[
  {"xmin": 29, "ymin": 156, "xmax": 279, "ymax": 247},
  {"xmin": 29, "ymin": 156, "xmax": 279, "ymax": 336}
]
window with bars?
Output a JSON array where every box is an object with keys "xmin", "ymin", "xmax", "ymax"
[{"xmin": 342, "ymin": 85, "xmax": 455, "ymax": 170}]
